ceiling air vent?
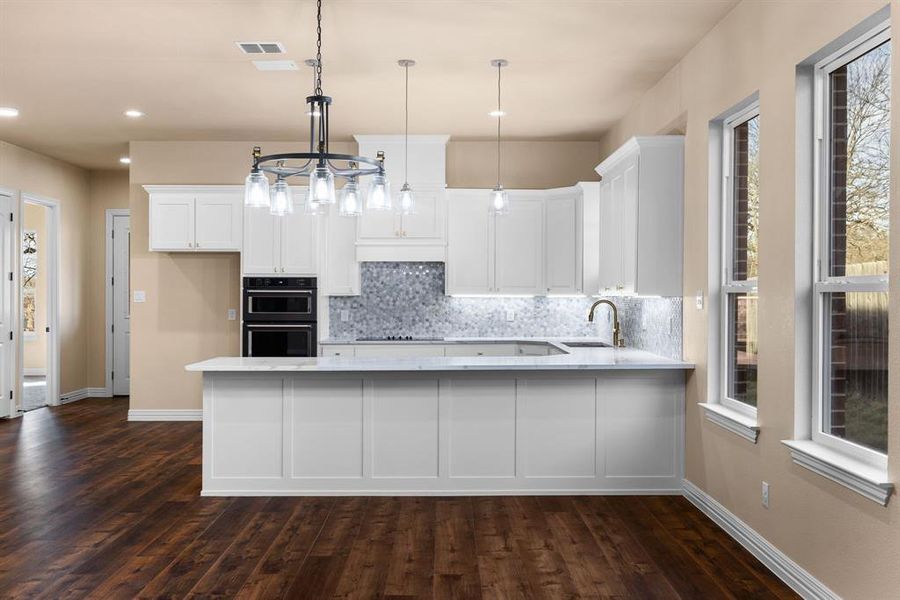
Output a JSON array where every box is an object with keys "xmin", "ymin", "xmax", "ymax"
[{"xmin": 236, "ymin": 41, "xmax": 286, "ymax": 55}]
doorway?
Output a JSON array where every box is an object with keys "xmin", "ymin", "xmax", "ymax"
[
  {"xmin": 0, "ymin": 191, "xmax": 14, "ymax": 418},
  {"xmin": 19, "ymin": 196, "xmax": 60, "ymax": 411},
  {"xmin": 105, "ymin": 210, "xmax": 130, "ymax": 396}
]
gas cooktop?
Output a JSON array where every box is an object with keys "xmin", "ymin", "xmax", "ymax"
[{"xmin": 355, "ymin": 336, "xmax": 444, "ymax": 342}]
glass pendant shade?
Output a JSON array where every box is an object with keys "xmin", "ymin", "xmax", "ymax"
[
  {"xmin": 366, "ymin": 173, "xmax": 392, "ymax": 211},
  {"xmin": 302, "ymin": 189, "xmax": 321, "ymax": 215},
  {"xmin": 490, "ymin": 185, "xmax": 509, "ymax": 215},
  {"xmin": 397, "ymin": 183, "xmax": 415, "ymax": 215},
  {"xmin": 244, "ymin": 170, "xmax": 270, "ymax": 208},
  {"xmin": 310, "ymin": 164, "xmax": 336, "ymax": 205},
  {"xmin": 339, "ymin": 179, "xmax": 362, "ymax": 216},
  {"xmin": 269, "ymin": 179, "xmax": 294, "ymax": 216}
]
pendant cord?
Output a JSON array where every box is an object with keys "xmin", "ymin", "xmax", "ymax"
[
  {"xmin": 496, "ymin": 62, "xmax": 502, "ymax": 188},
  {"xmin": 315, "ymin": 0, "xmax": 323, "ymax": 95},
  {"xmin": 404, "ymin": 62, "xmax": 409, "ymax": 185}
]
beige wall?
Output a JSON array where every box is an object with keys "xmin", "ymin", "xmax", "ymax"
[
  {"xmin": 86, "ymin": 170, "xmax": 129, "ymax": 387},
  {"xmin": 599, "ymin": 2, "xmax": 898, "ymax": 598},
  {"xmin": 0, "ymin": 141, "xmax": 91, "ymax": 396},
  {"xmin": 128, "ymin": 139, "xmax": 601, "ymax": 411},
  {"xmin": 23, "ymin": 202, "xmax": 48, "ymax": 371}
]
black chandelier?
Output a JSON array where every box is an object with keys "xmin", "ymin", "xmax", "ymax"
[{"xmin": 244, "ymin": 0, "xmax": 389, "ymax": 216}]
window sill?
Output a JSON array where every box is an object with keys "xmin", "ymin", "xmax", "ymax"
[
  {"xmin": 699, "ymin": 402, "xmax": 759, "ymax": 443},
  {"xmin": 782, "ymin": 440, "xmax": 892, "ymax": 506}
]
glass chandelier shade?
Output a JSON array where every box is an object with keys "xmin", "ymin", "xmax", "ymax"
[
  {"xmin": 244, "ymin": 170, "xmax": 270, "ymax": 208},
  {"xmin": 490, "ymin": 185, "xmax": 509, "ymax": 215},
  {"xmin": 339, "ymin": 179, "xmax": 362, "ymax": 216},
  {"xmin": 310, "ymin": 164, "xmax": 336, "ymax": 204},
  {"xmin": 398, "ymin": 183, "xmax": 415, "ymax": 215},
  {"xmin": 269, "ymin": 178, "xmax": 294, "ymax": 216},
  {"xmin": 366, "ymin": 173, "xmax": 392, "ymax": 211}
]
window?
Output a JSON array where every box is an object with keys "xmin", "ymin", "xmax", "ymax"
[
  {"xmin": 814, "ymin": 28, "xmax": 890, "ymax": 465},
  {"xmin": 22, "ymin": 230, "xmax": 37, "ymax": 334},
  {"xmin": 721, "ymin": 105, "xmax": 760, "ymax": 416}
]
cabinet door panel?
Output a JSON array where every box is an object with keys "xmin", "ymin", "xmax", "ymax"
[
  {"xmin": 323, "ymin": 205, "xmax": 359, "ymax": 295},
  {"xmin": 545, "ymin": 193, "xmax": 579, "ymax": 294},
  {"xmin": 149, "ymin": 194, "xmax": 194, "ymax": 251},
  {"xmin": 495, "ymin": 196, "xmax": 544, "ymax": 294},
  {"xmin": 358, "ymin": 207, "xmax": 399, "ymax": 241},
  {"xmin": 619, "ymin": 161, "xmax": 639, "ymax": 294},
  {"xmin": 280, "ymin": 209, "xmax": 317, "ymax": 275},
  {"xmin": 401, "ymin": 189, "xmax": 443, "ymax": 240},
  {"xmin": 195, "ymin": 193, "xmax": 242, "ymax": 251},
  {"xmin": 446, "ymin": 191, "xmax": 493, "ymax": 294},
  {"xmin": 243, "ymin": 206, "xmax": 280, "ymax": 275}
]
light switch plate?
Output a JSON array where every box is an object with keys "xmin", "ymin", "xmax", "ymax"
[
  {"xmin": 695, "ymin": 290, "xmax": 704, "ymax": 310},
  {"xmin": 133, "ymin": 290, "xmax": 146, "ymax": 303},
  {"xmin": 505, "ymin": 310, "xmax": 515, "ymax": 322},
  {"xmin": 227, "ymin": 309, "xmax": 237, "ymax": 321},
  {"xmin": 762, "ymin": 481, "xmax": 769, "ymax": 508},
  {"xmin": 340, "ymin": 310, "xmax": 350, "ymax": 322}
]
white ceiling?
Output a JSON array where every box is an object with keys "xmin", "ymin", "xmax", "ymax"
[{"xmin": 0, "ymin": 0, "xmax": 738, "ymax": 169}]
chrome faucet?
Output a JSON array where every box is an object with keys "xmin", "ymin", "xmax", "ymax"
[{"xmin": 588, "ymin": 299, "xmax": 625, "ymax": 348}]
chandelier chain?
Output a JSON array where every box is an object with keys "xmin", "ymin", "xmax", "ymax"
[{"xmin": 315, "ymin": 0, "xmax": 323, "ymax": 95}]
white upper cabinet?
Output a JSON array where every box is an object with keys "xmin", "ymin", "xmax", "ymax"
[
  {"xmin": 322, "ymin": 204, "xmax": 360, "ymax": 296},
  {"xmin": 146, "ymin": 186, "xmax": 241, "ymax": 252},
  {"xmin": 545, "ymin": 188, "xmax": 583, "ymax": 294},
  {"xmin": 242, "ymin": 187, "xmax": 318, "ymax": 276},
  {"xmin": 354, "ymin": 135, "xmax": 449, "ymax": 261},
  {"xmin": 595, "ymin": 136, "xmax": 683, "ymax": 297},
  {"xmin": 495, "ymin": 194, "xmax": 545, "ymax": 294},
  {"xmin": 446, "ymin": 190, "xmax": 493, "ymax": 295}
]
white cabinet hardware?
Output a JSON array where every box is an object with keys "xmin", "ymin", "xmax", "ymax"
[{"xmin": 146, "ymin": 186, "xmax": 242, "ymax": 252}]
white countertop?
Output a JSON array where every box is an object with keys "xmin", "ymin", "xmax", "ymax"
[{"xmin": 186, "ymin": 340, "xmax": 694, "ymax": 373}]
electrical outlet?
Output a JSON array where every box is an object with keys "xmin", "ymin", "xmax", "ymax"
[
  {"xmin": 133, "ymin": 290, "xmax": 146, "ymax": 303},
  {"xmin": 695, "ymin": 290, "xmax": 704, "ymax": 310},
  {"xmin": 227, "ymin": 308, "xmax": 237, "ymax": 321},
  {"xmin": 340, "ymin": 310, "xmax": 350, "ymax": 322},
  {"xmin": 762, "ymin": 481, "xmax": 769, "ymax": 508},
  {"xmin": 505, "ymin": 310, "xmax": 515, "ymax": 322}
]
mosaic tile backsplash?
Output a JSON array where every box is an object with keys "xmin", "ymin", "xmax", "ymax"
[{"xmin": 328, "ymin": 262, "xmax": 683, "ymax": 359}]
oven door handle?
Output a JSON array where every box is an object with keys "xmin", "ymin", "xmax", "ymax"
[
  {"xmin": 245, "ymin": 290, "xmax": 314, "ymax": 294},
  {"xmin": 246, "ymin": 324, "xmax": 313, "ymax": 329}
]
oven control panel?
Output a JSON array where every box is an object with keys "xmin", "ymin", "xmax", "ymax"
[{"xmin": 243, "ymin": 277, "xmax": 317, "ymax": 290}]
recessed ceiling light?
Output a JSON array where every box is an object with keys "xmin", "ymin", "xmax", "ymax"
[
  {"xmin": 119, "ymin": 157, "xmax": 131, "ymax": 165},
  {"xmin": 489, "ymin": 110, "xmax": 506, "ymax": 117},
  {"xmin": 124, "ymin": 109, "xmax": 144, "ymax": 118},
  {"xmin": 0, "ymin": 107, "xmax": 19, "ymax": 118}
]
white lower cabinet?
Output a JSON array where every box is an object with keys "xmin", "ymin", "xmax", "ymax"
[
  {"xmin": 242, "ymin": 191, "xmax": 318, "ymax": 276},
  {"xmin": 146, "ymin": 186, "xmax": 242, "ymax": 252}
]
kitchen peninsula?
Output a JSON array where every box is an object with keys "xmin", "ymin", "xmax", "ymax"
[{"xmin": 187, "ymin": 339, "xmax": 692, "ymax": 496}]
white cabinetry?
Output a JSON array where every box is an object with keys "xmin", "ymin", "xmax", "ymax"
[
  {"xmin": 595, "ymin": 136, "xmax": 683, "ymax": 296},
  {"xmin": 354, "ymin": 135, "xmax": 449, "ymax": 262},
  {"xmin": 322, "ymin": 204, "xmax": 360, "ymax": 296},
  {"xmin": 446, "ymin": 185, "xmax": 593, "ymax": 296},
  {"xmin": 242, "ymin": 189, "xmax": 318, "ymax": 276},
  {"xmin": 145, "ymin": 186, "xmax": 242, "ymax": 252},
  {"xmin": 495, "ymin": 194, "xmax": 544, "ymax": 294}
]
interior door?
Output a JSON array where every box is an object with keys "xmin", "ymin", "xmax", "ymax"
[
  {"xmin": 0, "ymin": 194, "xmax": 11, "ymax": 417},
  {"xmin": 112, "ymin": 214, "xmax": 130, "ymax": 395},
  {"xmin": 194, "ymin": 193, "xmax": 241, "ymax": 251}
]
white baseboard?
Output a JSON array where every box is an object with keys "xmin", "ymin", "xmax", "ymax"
[
  {"xmin": 58, "ymin": 387, "xmax": 111, "ymax": 404},
  {"xmin": 23, "ymin": 368, "xmax": 46, "ymax": 377},
  {"xmin": 127, "ymin": 409, "xmax": 202, "ymax": 422},
  {"xmin": 682, "ymin": 480, "xmax": 839, "ymax": 600}
]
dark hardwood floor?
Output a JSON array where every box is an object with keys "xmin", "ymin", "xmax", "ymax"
[{"xmin": 0, "ymin": 398, "xmax": 797, "ymax": 599}]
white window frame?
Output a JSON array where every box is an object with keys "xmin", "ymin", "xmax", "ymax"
[
  {"xmin": 811, "ymin": 22, "xmax": 890, "ymax": 469},
  {"xmin": 720, "ymin": 102, "xmax": 760, "ymax": 418}
]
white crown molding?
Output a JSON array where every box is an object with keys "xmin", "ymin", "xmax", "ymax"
[
  {"xmin": 142, "ymin": 185, "xmax": 243, "ymax": 195},
  {"xmin": 595, "ymin": 135, "xmax": 683, "ymax": 175},
  {"xmin": 353, "ymin": 134, "xmax": 450, "ymax": 145},
  {"xmin": 683, "ymin": 480, "xmax": 840, "ymax": 600},
  {"xmin": 699, "ymin": 402, "xmax": 760, "ymax": 443},
  {"xmin": 782, "ymin": 440, "xmax": 892, "ymax": 506},
  {"xmin": 127, "ymin": 409, "xmax": 202, "ymax": 422}
]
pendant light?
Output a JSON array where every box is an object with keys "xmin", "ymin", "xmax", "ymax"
[
  {"xmin": 339, "ymin": 161, "xmax": 362, "ymax": 216},
  {"xmin": 270, "ymin": 176, "xmax": 294, "ymax": 216},
  {"xmin": 397, "ymin": 59, "xmax": 416, "ymax": 215},
  {"xmin": 366, "ymin": 153, "xmax": 392, "ymax": 211},
  {"xmin": 489, "ymin": 59, "xmax": 509, "ymax": 215},
  {"xmin": 244, "ymin": 166, "xmax": 270, "ymax": 208}
]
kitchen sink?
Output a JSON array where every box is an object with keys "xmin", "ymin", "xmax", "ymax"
[{"xmin": 562, "ymin": 341, "xmax": 611, "ymax": 348}]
